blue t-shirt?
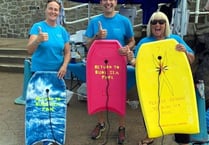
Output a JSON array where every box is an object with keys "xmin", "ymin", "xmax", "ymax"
[
  {"xmin": 85, "ymin": 13, "xmax": 134, "ymax": 46},
  {"xmin": 134, "ymin": 34, "xmax": 194, "ymax": 57},
  {"xmin": 29, "ymin": 21, "xmax": 69, "ymax": 72}
]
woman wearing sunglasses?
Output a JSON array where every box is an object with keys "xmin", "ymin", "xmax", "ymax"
[{"xmin": 127, "ymin": 11, "xmax": 195, "ymax": 145}]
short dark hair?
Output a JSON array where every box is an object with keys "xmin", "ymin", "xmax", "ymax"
[{"xmin": 46, "ymin": 0, "xmax": 61, "ymax": 11}]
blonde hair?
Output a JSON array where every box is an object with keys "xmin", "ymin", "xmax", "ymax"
[{"xmin": 146, "ymin": 11, "xmax": 170, "ymax": 37}]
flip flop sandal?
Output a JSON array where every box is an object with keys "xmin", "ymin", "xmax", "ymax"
[{"xmin": 139, "ymin": 139, "xmax": 154, "ymax": 145}]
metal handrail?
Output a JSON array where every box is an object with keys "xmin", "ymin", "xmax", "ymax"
[
  {"xmin": 63, "ymin": 3, "xmax": 88, "ymax": 10},
  {"xmin": 63, "ymin": 3, "xmax": 143, "ymax": 28},
  {"xmin": 63, "ymin": 1, "xmax": 209, "ymax": 29},
  {"xmin": 63, "ymin": 3, "xmax": 89, "ymax": 24},
  {"xmin": 189, "ymin": 0, "xmax": 209, "ymax": 23}
]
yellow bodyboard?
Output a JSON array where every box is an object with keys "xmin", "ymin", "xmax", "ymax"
[{"xmin": 135, "ymin": 39, "xmax": 199, "ymax": 138}]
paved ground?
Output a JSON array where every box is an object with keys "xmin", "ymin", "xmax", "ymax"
[{"xmin": 0, "ymin": 38, "xmax": 178, "ymax": 145}]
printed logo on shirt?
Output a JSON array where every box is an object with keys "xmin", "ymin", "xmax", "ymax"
[{"xmin": 56, "ymin": 34, "xmax": 62, "ymax": 38}]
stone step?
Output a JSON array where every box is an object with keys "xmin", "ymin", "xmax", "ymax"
[
  {"xmin": 0, "ymin": 38, "xmax": 27, "ymax": 48},
  {"xmin": 0, "ymin": 47, "xmax": 28, "ymax": 55},
  {"xmin": 0, "ymin": 47, "xmax": 29, "ymax": 73},
  {"xmin": 0, "ymin": 55, "xmax": 26, "ymax": 64},
  {"xmin": 0, "ymin": 63, "xmax": 23, "ymax": 73}
]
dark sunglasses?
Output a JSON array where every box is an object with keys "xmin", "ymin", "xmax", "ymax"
[{"xmin": 151, "ymin": 19, "xmax": 166, "ymax": 25}]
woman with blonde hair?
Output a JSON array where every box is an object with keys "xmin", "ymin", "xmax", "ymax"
[{"xmin": 127, "ymin": 11, "xmax": 195, "ymax": 145}]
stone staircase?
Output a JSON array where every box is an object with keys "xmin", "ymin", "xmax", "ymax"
[
  {"xmin": 0, "ymin": 47, "xmax": 30, "ymax": 73},
  {"xmin": 0, "ymin": 38, "xmax": 29, "ymax": 73}
]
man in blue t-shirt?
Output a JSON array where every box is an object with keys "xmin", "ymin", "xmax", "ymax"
[{"xmin": 85, "ymin": 0, "xmax": 135, "ymax": 144}]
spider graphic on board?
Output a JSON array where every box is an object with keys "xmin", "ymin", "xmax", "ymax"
[
  {"xmin": 153, "ymin": 53, "xmax": 174, "ymax": 96},
  {"xmin": 156, "ymin": 55, "xmax": 168, "ymax": 75}
]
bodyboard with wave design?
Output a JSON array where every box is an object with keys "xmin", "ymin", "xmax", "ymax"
[{"xmin": 25, "ymin": 71, "xmax": 66, "ymax": 145}]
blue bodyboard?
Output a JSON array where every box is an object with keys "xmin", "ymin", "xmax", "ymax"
[{"xmin": 25, "ymin": 71, "xmax": 67, "ymax": 145}]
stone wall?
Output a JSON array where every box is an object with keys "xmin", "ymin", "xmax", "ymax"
[
  {"xmin": 0, "ymin": 0, "xmax": 207, "ymax": 39},
  {"xmin": 0, "ymin": 0, "xmax": 46, "ymax": 38},
  {"xmin": 0, "ymin": 0, "xmax": 108, "ymax": 38},
  {"xmin": 0, "ymin": 0, "xmax": 142, "ymax": 38}
]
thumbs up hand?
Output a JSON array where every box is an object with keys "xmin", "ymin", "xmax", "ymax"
[
  {"xmin": 37, "ymin": 26, "xmax": 48, "ymax": 42},
  {"xmin": 98, "ymin": 21, "xmax": 103, "ymax": 30},
  {"xmin": 96, "ymin": 21, "xmax": 107, "ymax": 39}
]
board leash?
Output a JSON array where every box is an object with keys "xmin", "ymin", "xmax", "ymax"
[
  {"xmin": 157, "ymin": 74, "xmax": 165, "ymax": 145},
  {"xmin": 157, "ymin": 56, "xmax": 165, "ymax": 145},
  {"xmin": 101, "ymin": 59, "xmax": 111, "ymax": 145},
  {"xmin": 46, "ymin": 88, "xmax": 57, "ymax": 144}
]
